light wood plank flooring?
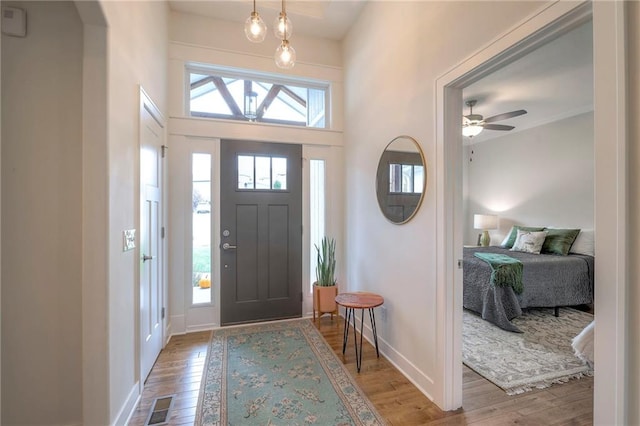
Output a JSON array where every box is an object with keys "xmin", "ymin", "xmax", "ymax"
[{"xmin": 128, "ymin": 316, "xmax": 593, "ymax": 425}]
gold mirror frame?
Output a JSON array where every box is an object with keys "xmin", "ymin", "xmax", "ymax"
[{"xmin": 375, "ymin": 135, "xmax": 427, "ymax": 224}]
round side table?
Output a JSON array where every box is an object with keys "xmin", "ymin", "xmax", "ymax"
[{"xmin": 335, "ymin": 292, "xmax": 384, "ymax": 373}]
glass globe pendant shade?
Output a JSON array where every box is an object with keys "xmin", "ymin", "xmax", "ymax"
[
  {"xmin": 273, "ymin": 12, "xmax": 293, "ymax": 39},
  {"xmin": 275, "ymin": 39, "xmax": 296, "ymax": 69},
  {"xmin": 462, "ymin": 123, "xmax": 484, "ymax": 138},
  {"xmin": 245, "ymin": 12, "xmax": 267, "ymax": 43}
]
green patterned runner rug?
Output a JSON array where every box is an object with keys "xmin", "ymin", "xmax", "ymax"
[{"xmin": 195, "ymin": 319, "xmax": 386, "ymax": 425}]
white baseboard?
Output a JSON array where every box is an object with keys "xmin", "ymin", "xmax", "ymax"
[
  {"xmin": 170, "ymin": 314, "xmax": 186, "ymax": 334},
  {"xmin": 186, "ymin": 322, "xmax": 218, "ymax": 333},
  {"xmin": 343, "ymin": 313, "xmax": 436, "ymax": 402},
  {"xmin": 114, "ymin": 382, "xmax": 140, "ymax": 426}
]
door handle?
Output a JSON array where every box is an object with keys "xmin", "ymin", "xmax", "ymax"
[
  {"xmin": 222, "ymin": 243, "xmax": 237, "ymax": 250},
  {"xmin": 142, "ymin": 254, "xmax": 154, "ymax": 262}
]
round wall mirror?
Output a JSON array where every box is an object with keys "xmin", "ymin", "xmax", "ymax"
[{"xmin": 375, "ymin": 135, "xmax": 426, "ymax": 224}]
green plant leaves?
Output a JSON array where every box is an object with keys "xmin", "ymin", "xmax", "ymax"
[{"xmin": 315, "ymin": 237, "xmax": 336, "ymax": 286}]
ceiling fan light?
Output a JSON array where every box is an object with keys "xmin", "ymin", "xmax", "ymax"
[
  {"xmin": 245, "ymin": 11, "xmax": 267, "ymax": 43},
  {"xmin": 463, "ymin": 123, "xmax": 484, "ymax": 138}
]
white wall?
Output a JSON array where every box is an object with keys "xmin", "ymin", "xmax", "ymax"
[
  {"xmin": 167, "ymin": 11, "xmax": 345, "ymax": 332},
  {"xmin": 463, "ymin": 112, "xmax": 594, "ymax": 245},
  {"xmin": 342, "ymin": 0, "xmax": 546, "ymax": 405},
  {"xmin": 628, "ymin": 1, "xmax": 640, "ymax": 424},
  {"xmin": 97, "ymin": 1, "xmax": 169, "ymax": 422},
  {"xmin": 1, "ymin": 2, "xmax": 83, "ymax": 423}
]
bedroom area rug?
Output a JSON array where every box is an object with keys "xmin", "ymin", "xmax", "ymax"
[
  {"xmin": 463, "ymin": 307, "xmax": 593, "ymax": 395},
  {"xmin": 195, "ymin": 319, "xmax": 386, "ymax": 425}
]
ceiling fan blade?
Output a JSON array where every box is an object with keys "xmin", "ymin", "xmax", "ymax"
[
  {"xmin": 483, "ymin": 124, "xmax": 515, "ymax": 131},
  {"xmin": 484, "ymin": 109, "xmax": 527, "ymax": 123}
]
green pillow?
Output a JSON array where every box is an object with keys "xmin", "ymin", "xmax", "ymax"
[
  {"xmin": 541, "ymin": 228, "xmax": 581, "ymax": 256},
  {"xmin": 501, "ymin": 226, "xmax": 545, "ymax": 249}
]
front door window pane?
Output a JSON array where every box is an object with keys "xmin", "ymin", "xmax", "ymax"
[
  {"xmin": 237, "ymin": 155, "xmax": 288, "ymax": 190},
  {"xmin": 255, "ymin": 156, "xmax": 271, "ymax": 189},
  {"xmin": 272, "ymin": 157, "xmax": 287, "ymax": 190},
  {"xmin": 238, "ymin": 155, "xmax": 254, "ymax": 189}
]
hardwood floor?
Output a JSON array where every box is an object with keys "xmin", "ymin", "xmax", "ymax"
[{"xmin": 128, "ymin": 316, "xmax": 593, "ymax": 425}]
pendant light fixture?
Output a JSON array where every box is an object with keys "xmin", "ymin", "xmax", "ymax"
[
  {"xmin": 274, "ymin": 0, "xmax": 295, "ymax": 69},
  {"xmin": 275, "ymin": 39, "xmax": 296, "ymax": 69},
  {"xmin": 244, "ymin": 91, "xmax": 258, "ymax": 120},
  {"xmin": 244, "ymin": 0, "xmax": 267, "ymax": 43},
  {"xmin": 273, "ymin": 0, "xmax": 293, "ymax": 40}
]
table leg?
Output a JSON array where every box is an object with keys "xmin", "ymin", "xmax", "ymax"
[
  {"xmin": 341, "ymin": 306, "xmax": 351, "ymax": 354},
  {"xmin": 357, "ymin": 308, "xmax": 366, "ymax": 372},
  {"xmin": 351, "ymin": 307, "xmax": 360, "ymax": 372},
  {"xmin": 368, "ymin": 308, "xmax": 380, "ymax": 358}
]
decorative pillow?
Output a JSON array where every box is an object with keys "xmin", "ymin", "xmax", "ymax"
[
  {"xmin": 500, "ymin": 227, "xmax": 514, "ymax": 247},
  {"xmin": 510, "ymin": 230, "xmax": 548, "ymax": 254},
  {"xmin": 501, "ymin": 226, "xmax": 545, "ymax": 249},
  {"xmin": 570, "ymin": 229, "xmax": 595, "ymax": 256},
  {"xmin": 541, "ymin": 228, "xmax": 581, "ymax": 256}
]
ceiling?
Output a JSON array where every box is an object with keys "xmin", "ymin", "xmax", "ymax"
[
  {"xmin": 169, "ymin": 2, "xmax": 594, "ymax": 144},
  {"xmin": 168, "ymin": 0, "xmax": 367, "ymax": 41},
  {"xmin": 462, "ymin": 20, "xmax": 594, "ymax": 144}
]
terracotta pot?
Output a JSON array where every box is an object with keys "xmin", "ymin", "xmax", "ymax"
[{"xmin": 313, "ymin": 284, "xmax": 338, "ymax": 321}]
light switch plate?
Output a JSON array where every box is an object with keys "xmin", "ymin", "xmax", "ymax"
[
  {"xmin": 123, "ymin": 229, "xmax": 136, "ymax": 251},
  {"xmin": 2, "ymin": 6, "xmax": 27, "ymax": 37}
]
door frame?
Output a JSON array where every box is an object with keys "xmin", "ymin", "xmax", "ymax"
[
  {"xmin": 435, "ymin": 1, "xmax": 628, "ymax": 423},
  {"xmin": 137, "ymin": 86, "xmax": 168, "ymax": 388}
]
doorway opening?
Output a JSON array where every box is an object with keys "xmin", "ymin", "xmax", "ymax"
[{"xmin": 436, "ymin": 2, "xmax": 628, "ymax": 421}]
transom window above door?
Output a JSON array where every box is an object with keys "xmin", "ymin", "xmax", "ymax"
[{"xmin": 187, "ymin": 65, "xmax": 329, "ymax": 128}]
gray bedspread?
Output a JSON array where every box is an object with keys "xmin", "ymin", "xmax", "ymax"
[{"xmin": 463, "ymin": 246, "xmax": 594, "ymax": 332}]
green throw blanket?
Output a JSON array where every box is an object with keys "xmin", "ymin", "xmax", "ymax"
[{"xmin": 474, "ymin": 252, "xmax": 524, "ymax": 294}]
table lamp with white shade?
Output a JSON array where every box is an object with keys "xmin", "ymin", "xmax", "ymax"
[{"xmin": 474, "ymin": 214, "xmax": 498, "ymax": 246}]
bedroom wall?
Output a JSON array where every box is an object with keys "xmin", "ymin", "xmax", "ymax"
[
  {"xmin": 463, "ymin": 112, "xmax": 594, "ymax": 246},
  {"xmin": 342, "ymin": 0, "xmax": 544, "ymax": 406},
  {"xmin": 1, "ymin": 2, "xmax": 83, "ymax": 423}
]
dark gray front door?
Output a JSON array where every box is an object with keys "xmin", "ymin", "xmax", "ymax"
[{"xmin": 220, "ymin": 139, "xmax": 302, "ymax": 325}]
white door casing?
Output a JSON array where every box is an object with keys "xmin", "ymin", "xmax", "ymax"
[
  {"xmin": 436, "ymin": 1, "xmax": 628, "ymax": 423},
  {"xmin": 140, "ymin": 88, "xmax": 166, "ymax": 382}
]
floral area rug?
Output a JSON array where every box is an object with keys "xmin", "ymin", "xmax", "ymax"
[
  {"xmin": 463, "ymin": 307, "xmax": 594, "ymax": 395},
  {"xmin": 195, "ymin": 319, "xmax": 386, "ymax": 425}
]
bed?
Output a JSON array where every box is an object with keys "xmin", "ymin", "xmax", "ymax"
[{"xmin": 463, "ymin": 245, "xmax": 594, "ymax": 332}]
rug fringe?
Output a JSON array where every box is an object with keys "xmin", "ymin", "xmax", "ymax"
[{"xmin": 505, "ymin": 370, "xmax": 594, "ymax": 396}]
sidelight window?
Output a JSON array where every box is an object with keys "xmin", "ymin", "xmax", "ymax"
[
  {"xmin": 309, "ymin": 159, "xmax": 325, "ymax": 289},
  {"xmin": 192, "ymin": 153, "xmax": 212, "ymax": 305}
]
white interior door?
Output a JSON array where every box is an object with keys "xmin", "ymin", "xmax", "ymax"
[{"xmin": 140, "ymin": 92, "xmax": 165, "ymax": 382}]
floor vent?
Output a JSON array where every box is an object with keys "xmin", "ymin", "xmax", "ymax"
[{"xmin": 145, "ymin": 395, "xmax": 175, "ymax": 425}]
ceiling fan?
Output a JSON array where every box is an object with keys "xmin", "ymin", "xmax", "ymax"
[{"xmin": 462, "ymin": 100, "xmax": 527, "ymax": 138}]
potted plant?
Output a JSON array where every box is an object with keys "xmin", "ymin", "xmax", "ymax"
[{"xmin": 313, "ymin": 236, "xmax": 338, "ymax": 320}]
